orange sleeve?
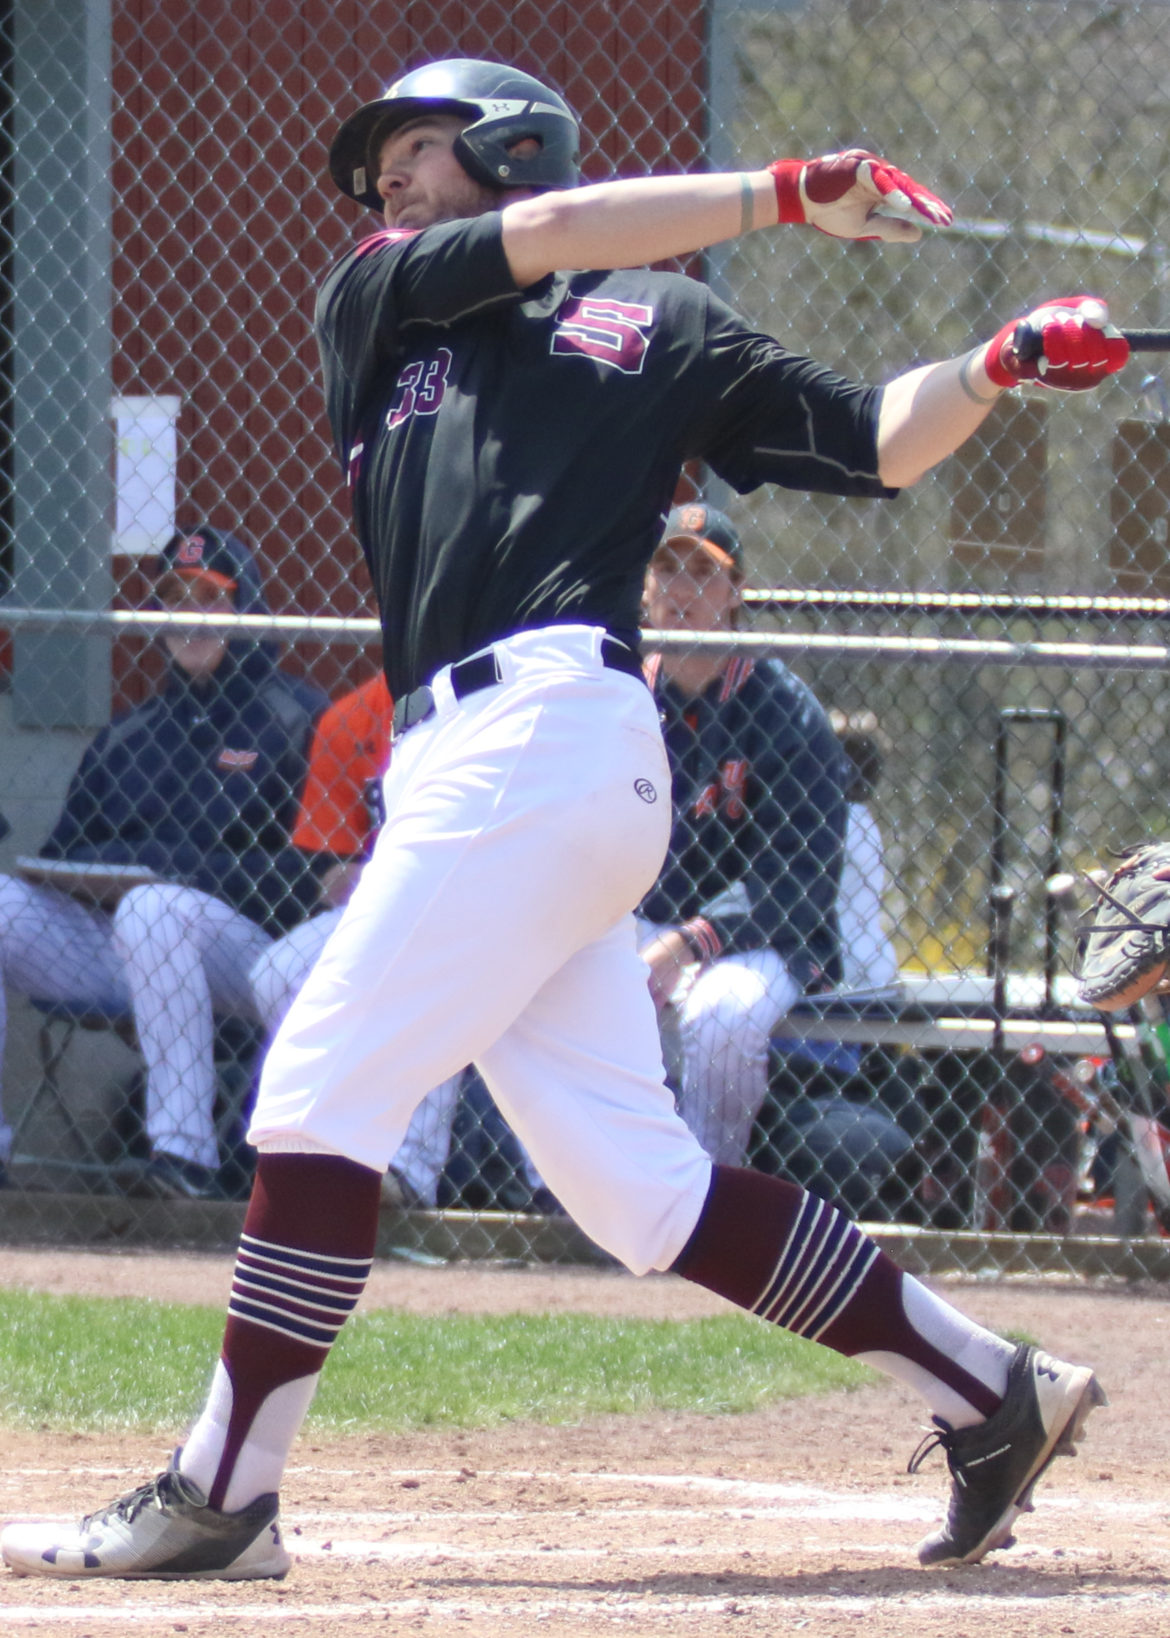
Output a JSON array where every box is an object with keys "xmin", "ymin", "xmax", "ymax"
[{"xmin": 291, "ymin": 673, "xmax": 393, "ymax": 855}]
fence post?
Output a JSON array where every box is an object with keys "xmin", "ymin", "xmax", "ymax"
[{"xmin": 9, "ymin": 0, "xmax": 112, "ymax": 728}]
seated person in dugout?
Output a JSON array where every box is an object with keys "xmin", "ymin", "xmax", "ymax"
[
  {"xmin": 248, "ymin": 670, "xmax": 462, "ymax": 1209},
  {"xmin": 637, "ymin": 502, "xmax": 852, "ymax": 1170},
  {"xmin": 0, "ymin": 526, "xmax": 327, "ymax": 1198}
]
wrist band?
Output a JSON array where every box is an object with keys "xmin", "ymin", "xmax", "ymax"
[
  {"xmin": 739, "ymin": 173, "xmax": 755, "ymax": 236},
  {"xmin": 770, "ymin": 159, "xmax": 804, "ymax": 223},
  {"xmin": 957, "ymin": 347, "xmax": 1003, "ymax": 405},
  {"xmin": 680, "ymin": 917, "xmax": 723, "ymax": 964}
]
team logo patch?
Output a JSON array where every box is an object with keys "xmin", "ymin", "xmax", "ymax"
[
  {"xmin": 217, "ymin": 747, "xmax": 259, "ymax": 770},
  {"xmin": 174, "ymin": 534, "xmax": 206, "ymax": 567},
  {"xmin": 678, "ymin": 504, "xmax": 708, "ymax": 534},
  {"xmin": 551, "ymin": 298, "xmax": 654, "ymax": 374},
  {"xmin": 634, "ymin": 778, "xmax": 658, "ymax": 803},
  {"xmin": 694, "ymin": 759, "xmax": 749, "ymax": 820}
]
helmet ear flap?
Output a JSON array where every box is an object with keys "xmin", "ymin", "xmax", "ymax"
[{"xmin": 453, "ymin": 108, "xmax": 579, "ymax": 192}]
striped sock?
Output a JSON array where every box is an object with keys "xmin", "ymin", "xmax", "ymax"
[
  {"xmin": 673, "ymin": 1165, "xmax": 1010, "ymax": 1425},
  {"xmin": 745, "ymin": 1188, "xmax": 880, "ymax": 1339},
  {"xmin": 179, "ymin": 1154, "xmax": 382, "ymax": 1512},
  {"xmin": 228, "ymin": 1233, "xmax": 372, "ymax": 1348}
]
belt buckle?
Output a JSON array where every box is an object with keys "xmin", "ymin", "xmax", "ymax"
[{"xmin": 391, "ymin": 684, "xmax": 436, "ymax": 742}]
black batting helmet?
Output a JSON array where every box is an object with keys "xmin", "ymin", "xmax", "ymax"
[{"xmin": 328, "ymin": 58, "xmax": 580, "ymax": 211}]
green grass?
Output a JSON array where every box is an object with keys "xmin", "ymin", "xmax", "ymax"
[{"xmin": 0, "ymin": 1290, "xmax": 870, "ymax": 1433}]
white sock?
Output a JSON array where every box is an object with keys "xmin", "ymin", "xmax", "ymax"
[
  {"xmin": 856, "ymin": 1277, "xmax": 1015, "ymax": 1428},
  {"xmin": 179, "ymin": 1360, "xmax": 320, "ymax": 1512}
]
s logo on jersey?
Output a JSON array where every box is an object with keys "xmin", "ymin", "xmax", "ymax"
[
  {"xmin": 694, "ymin": 759, "xmax": 749, "ymax": 821},
  {"xmin": 386, "ymin": 347, "xmax": 453, "ymax": 430},
  {"xmin": 551, "ymin": 298, "xmax": 654, "ymax": 374}
]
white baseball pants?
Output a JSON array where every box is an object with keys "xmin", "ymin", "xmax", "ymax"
[
  {"xmin": 248, "ymin": 907, "xmax": 461, "ymax": 1206},
  {"xmin": 651, "ymin": 936, "xmax": 801, "ymax": 1167},
  {"xmin": 838, "ymin": 803, "xmax": 899, "ymax": 991},
  {"xmin": 0, "ymin": 875, "xmax": 128, "ymax": 1163},
  {"xmin": 0, "ymin": 874, "xmax": 267, "ymax": 1168},
  {"xmin": 113, "ymin": 883, "xmax": 269, "ymax": 1167},
  {"xmin": 248, "ymin": 625, "xmax": 714, "ymax": 1275}
]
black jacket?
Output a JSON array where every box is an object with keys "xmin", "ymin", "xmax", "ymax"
[
  {"xmin": 639, "ymin": 654, "xmax": 847, "ymax": 987},
  {"xmin": 42, "ymin": 646, "xmax": 327, "ymax": 934}
]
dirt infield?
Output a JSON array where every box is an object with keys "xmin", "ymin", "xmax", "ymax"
[{"xmin": 0, "ymin": 1250, "xmax": 1167, "ymax": 1637}]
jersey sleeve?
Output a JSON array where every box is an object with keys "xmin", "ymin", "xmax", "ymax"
[
  {"xmin": 315, "ymin": 215, "xmax": 524, "ymax": 439},
  {"xmin": 687, "ymin": 292, "xmax": 896, "ymax": 500}
]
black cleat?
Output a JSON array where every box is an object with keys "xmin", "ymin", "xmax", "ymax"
[{"xmin": 910, "ymin": 1341, "xmax": 1107, "ymax": 1567}]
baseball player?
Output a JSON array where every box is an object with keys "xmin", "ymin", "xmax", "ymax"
[
  {"xmin": 3, "ymin": 59, "xmax": 1123, "ymax": 1582},
  {"xmin": 0, "ymin": 528, "xmax": 325, "ymax": 1198},
  {"xmin": 248, "ymin": 670, "xmax": 463, "ymax": 1207},
  {"xmin": 637, "ymin": 503, "xmax": 849, "ymax": 1168}
]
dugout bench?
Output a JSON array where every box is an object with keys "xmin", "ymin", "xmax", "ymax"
[{"xmin": 766, "ymin": 973, "xmax": 1127, "ymax": 1234}]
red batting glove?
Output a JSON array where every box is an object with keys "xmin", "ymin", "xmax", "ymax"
[
  {"xmin": 983, "ymin": 296, "xmax": 1130, "ymax": 391},
  {"xmin": 769, "ymin": 149, "xmax": 953, "ymax": 242}
]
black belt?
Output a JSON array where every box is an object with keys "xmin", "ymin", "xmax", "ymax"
[{"xmin": 391, "ymin": 635, "xmax": 644, "ymax": 740}]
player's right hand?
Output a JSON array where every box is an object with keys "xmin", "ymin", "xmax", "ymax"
[
  {"xmin": 769, "ymin": 151, "xmax": 953, "ymax": 242},
  {"xmin": 983, "ymin": 295, "xmax": 1130, "ymax": 391}
]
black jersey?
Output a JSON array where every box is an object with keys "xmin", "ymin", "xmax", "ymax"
[{"xmin": 316, "ymin": 213, "xmax": 894, "ymax": 699}]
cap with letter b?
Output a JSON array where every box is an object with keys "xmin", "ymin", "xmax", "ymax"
[{"xmin": 660, "ymin": 503, "xmax": 743, "ymax": 572}]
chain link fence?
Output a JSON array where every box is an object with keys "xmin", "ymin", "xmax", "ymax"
[{"xmin": 3, "ymin": 0, "xmax": 1170, "ymax": 1270}]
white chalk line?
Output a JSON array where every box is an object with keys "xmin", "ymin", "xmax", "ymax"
[
  {"xmin": 2, "ymin": 1500, "xmax": 1120, "ymax": 1533},
  {"xmin": 299, "ymin": 1502, "xmax": 938, "ymax": 1525},
  {"xmin": 294, "ymin": 1537, "xmax": 912, "ymax": 1561},
  {"xmin": 5, "ymin": 1464, "xmax": 1134, "ymax": 1512},
  {"xmin": 4, "ymin": 1590, "xmax": 1169, "ymax": 1626},
  {"xmin": 0, "ymin": 1534, "xmax": 1128, "ymax": 1571}
]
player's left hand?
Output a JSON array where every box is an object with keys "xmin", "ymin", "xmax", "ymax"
[
  {"xmin": 769, "ymin": 150, "xmax": 953, "ymax": 242},
  {"xmin": 983, "ymin": 296, "xmax": 1130, "ymax": 391}
]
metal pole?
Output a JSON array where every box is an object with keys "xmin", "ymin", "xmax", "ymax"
[{"xmin": 9, "ymin": 0, "xmax": 113, "ymax": 727}]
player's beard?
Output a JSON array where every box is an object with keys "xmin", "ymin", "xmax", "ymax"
[{"xmin": 389, "ymin": 179, "xmax": 507, "ymax": 231}]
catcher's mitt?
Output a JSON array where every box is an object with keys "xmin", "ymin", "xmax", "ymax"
[{"xmin": 1076, "ymin": 843, "xmax": 1170, "ymax": 1010}]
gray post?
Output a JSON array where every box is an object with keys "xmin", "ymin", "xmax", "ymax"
[{"xmin": 10, "ymin": 0, "xmax": 113, "ymax": 727}]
